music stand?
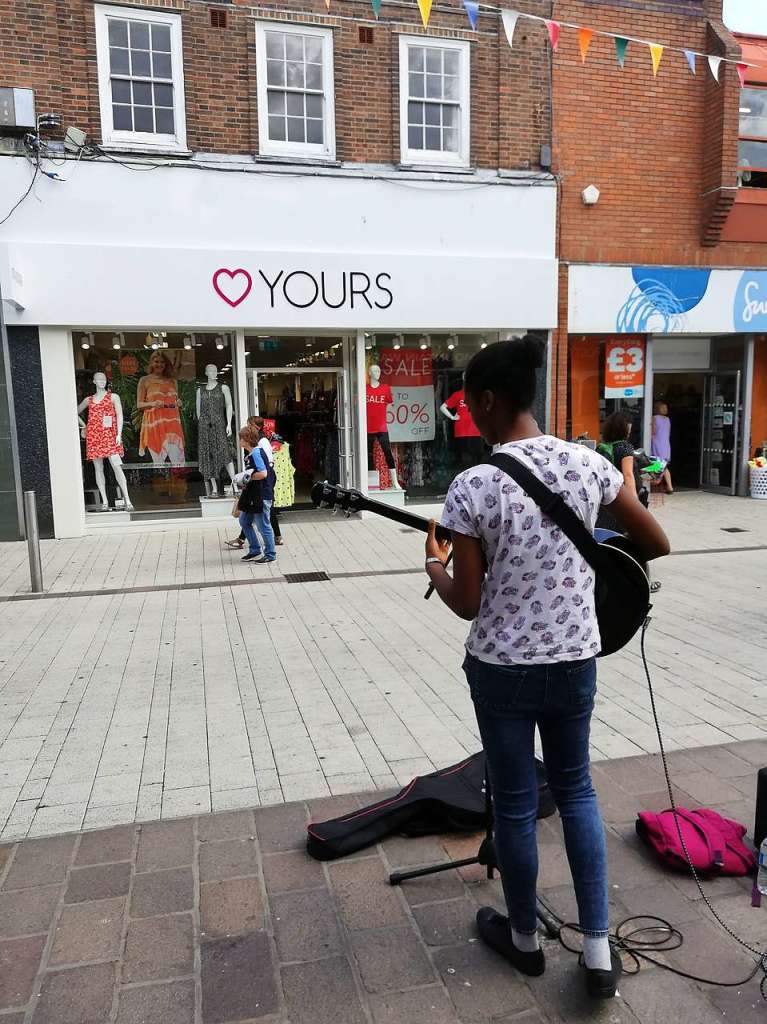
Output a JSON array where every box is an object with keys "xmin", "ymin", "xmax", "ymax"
[{"xmin": 387, "ymin": 761, "xmax": 561, "ymax": 937}]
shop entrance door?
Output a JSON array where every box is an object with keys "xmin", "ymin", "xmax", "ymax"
[
  {"xmin": 700, "ymin": 371, "xmax": 741, "ymax": 495},
  {"xmin": 246, "ymin": 368, "xmax": 351, "ymax": 505}
]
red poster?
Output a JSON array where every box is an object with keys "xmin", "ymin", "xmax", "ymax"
[
  {"xmin": 378, "ymin": 349, "xmax": 433, "ymax": 387},
  {"xmin": 604, "ymin": 338, "xmax": 645, "ymax": 398}
]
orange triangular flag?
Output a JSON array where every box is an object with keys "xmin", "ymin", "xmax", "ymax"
[
  {"xmin": 417, "ymin": 0, "xmax": 432, "ymax": 27},
  {"xmin": 578, "ymin": 27, "xmax": 594, "ymax": 63},
  {"xmin": 649, "ymin": 42, "xmax": 663, "ymax": 77},
  {"xmin": 737, "ymin": 63, "xmax": 748, "ymax": 88}
]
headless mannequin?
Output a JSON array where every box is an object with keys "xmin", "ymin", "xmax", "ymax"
[
  {"xmin": 196, "ymin": 364, "xmax": 235, "ymax": 497},
  {"xmin": 368, "ymin": 364, "xmax": 402, "ymax": 490},
  {"xmin": 77, "ymin": 372, "xmax": 134, "ymax": 511}
]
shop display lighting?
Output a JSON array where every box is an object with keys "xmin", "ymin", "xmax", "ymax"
[
  {"xmin": 215, "ymin": 336, "xmax": 225, "ymax": 350},
  {"xmin": 80, "ymin": 332, "xmax": 93, "ymax": 350},
  {"xmin": 183, "ymin": 335, "xmax": 193, "ymax": 350},
  {"xmin": 419, "ymin": 334, "xmax": 431, "ymax": 351},
  {"xmin": 480, "ymin": 337, "xmax": 488, "ymax": 349},
  {"xmin": 112, "ymin": 334, "xmax": 122, "ymax": 350},
  {"xmin": 447, "ymin": 333, "xmax": 457, "ymax": 351},
  {"xmin": 392, "ymin": 334, "xmax": 403, "ymax": 350}
]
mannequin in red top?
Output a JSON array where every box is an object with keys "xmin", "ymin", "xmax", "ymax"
[
  {"xmin": 366, "ymin": 364, "xmax": 402, "ymax": 490},
  {"xmin": 441, "ymin": 387, "xmax": 487, "ymax": 469}
]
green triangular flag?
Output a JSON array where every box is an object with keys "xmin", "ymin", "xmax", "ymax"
[
  {"xmin": 614, "ymin": 36, "xmax": 629, "ymax": 69},
  {"xmin": 371, "ymin": 0, "xmax": 381, "ymax": 16}
]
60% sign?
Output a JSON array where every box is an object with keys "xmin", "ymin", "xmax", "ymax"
[{"xmin": 386, "ymin": 387, "xmax": 435, "ymax": 442}]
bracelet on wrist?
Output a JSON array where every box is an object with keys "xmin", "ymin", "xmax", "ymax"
[{"xmin": 425, "ymin": 556, "xmax": 445, "ymax": 568}]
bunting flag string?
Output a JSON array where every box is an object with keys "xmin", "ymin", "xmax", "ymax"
[
  {"xmin": 649, "ymin": 42, "xmax": 664, "ymax": 78},
  {"xmin": 577, "ymin": 27, "xmax": 593, "ymax": 64},
  {"xmin": 545, "ymin": 19, "xmax": 560, "ymax": 52},
  {"xmin": 463, "ymin": 0, "xmax": 479, "ymax": 30},
  {"xmin": 614, "ymin": 37, "xmax": 629, "ymax": 70},
  {"xmin": 479, "ymin": 7, "xmax": 760, "ymax": 85}
]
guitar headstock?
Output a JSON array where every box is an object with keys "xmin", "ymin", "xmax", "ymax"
[{"xmin": 311, "ymin": 481, "xmax": 365, "ymax": 514}]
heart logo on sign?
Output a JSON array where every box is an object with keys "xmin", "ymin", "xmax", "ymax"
[{"xmin": 212, "ymin": 268, "xmax": 253, "ymax": 307}]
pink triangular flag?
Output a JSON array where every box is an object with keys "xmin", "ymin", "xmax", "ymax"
[
  {"xmin": 737, "ymin": 63, "xmax": 748, "ymax": 88},
  {"xmin": 501, "ymin": 10, "xmax": 520, "ymax": 49},
  {"xmin": 545, "ymin": 19, "xmax": 560, "ymax": 52},
  {"xmin": 708, "ymin": 55, "xmax": 722, "ymax": 82}
]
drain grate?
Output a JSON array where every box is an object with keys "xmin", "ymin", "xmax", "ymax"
[
  {"xmin": 721, "ymin": 527, "xmax": 749, "ymax": 534},
  {"xmin": 283, "ymin": 571, "xmax": 331, "ymax": 584}
]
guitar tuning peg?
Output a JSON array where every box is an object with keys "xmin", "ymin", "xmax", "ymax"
[{"xmin": 344, "ymin": 510, "xmax": 352, "ymax": 518}]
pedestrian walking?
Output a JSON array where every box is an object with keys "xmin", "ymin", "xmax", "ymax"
[
  {"xmin": 236, "ymin": 426, "xmax": 277, "ymax": 563},
  {"xmin": 651, "ymin": 401, "xmax": 673, "ymax": 494},
  {"xmin": 424, "ymin": 337, "xmax": 669, "ymax": 999}
]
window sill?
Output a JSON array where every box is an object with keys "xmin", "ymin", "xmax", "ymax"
[
  {"xmin": 255, "ymin": 153, "xmax": 341, "ymax": 168},
  {"xmin": 397, "ymin": 161, "xmax": 474, "ymax": 174},
  {"xmin": 99, "ymin": 143, "xmax": 193, "ymax": 159}
]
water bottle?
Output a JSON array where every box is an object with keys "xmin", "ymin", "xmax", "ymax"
[{"xmin": 758, "ymin": 837, "xmax": 767, "ymax": 896}]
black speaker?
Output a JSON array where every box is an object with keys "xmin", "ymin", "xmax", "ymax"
[{"xmin": 754, "ymin": 767, "xmax": 767, "ymax": 849}]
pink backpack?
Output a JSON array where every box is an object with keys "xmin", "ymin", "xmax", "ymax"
[{"xmin": 636, "ymin": 807, "xmax": 755, "ymax": 877}]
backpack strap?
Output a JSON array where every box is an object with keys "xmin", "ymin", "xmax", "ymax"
[
  {"xmin": 489, "ymin": 453, "xmax": 605, "ymax": 573},
  {"xmin": 673, "ymin": 808, "xmax": 726, "ymax": 870}
]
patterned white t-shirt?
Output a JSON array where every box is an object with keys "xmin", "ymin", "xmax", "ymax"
[{"xmin": 440, "ymin": 435, "xmax": 624, "ymax": 666}]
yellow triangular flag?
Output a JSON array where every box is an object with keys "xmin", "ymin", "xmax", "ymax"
[
  {"xmin": 417, "ymin": 0, "xmax": 432, "ymax": 27},
  {"xmin": 649, "ymin": 42, "xmax": 664, "ymax": 77},
  {"xmin": 578, "ymin": 28, "xmax": 594, "ymax": 64}
]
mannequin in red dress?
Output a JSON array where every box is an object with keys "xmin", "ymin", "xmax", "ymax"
[{"xmin": 77, "ymin": 372, "xmax": 134, "ymax": 511}]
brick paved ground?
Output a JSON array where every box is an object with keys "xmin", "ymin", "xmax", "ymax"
[
  {"xmin": 0, "ymin": 739, "xmax": 765, "ymax": 1024},
  {"xmin": 1, "ymin": 494, "xmax": 767, "ymax": 840}
]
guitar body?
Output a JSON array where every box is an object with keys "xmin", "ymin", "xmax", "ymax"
[{"xmin": 312, "ymin": 483, "xmax": 651, "ymax": 658}]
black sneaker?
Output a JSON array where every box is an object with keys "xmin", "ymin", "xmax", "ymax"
[
  {"xmin": 475, "ymin": 908, "xmax": 545, "ymax": 977},
  {"xmin": 584, "ymin": 948, "xmax": 622, "ymax": 999},
  {"xmin": 242, "ymin": 552, "xmax": 263, "ymax": 561}
]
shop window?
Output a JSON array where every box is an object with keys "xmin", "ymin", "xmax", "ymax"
[
  {"xmin": 73, "ymin": 331, "xmax": 236, "ymax": 512},
  {"xmin": 568, "ymin": 336, "xmax": 645, "ymax": 448},
  {"xmin": 399, "ymin": 36, "xmax": 470, "ymax": 168},
  {"xmin": 738, "ymin": 85, "xmax": 767, "ymax": 189},
  {"xmin": 363, "ymin": 333, "xmax": 502, "ymax": 500},
  {"xmin": 94, "ymin": 4, "xmax": 187, "ymax": 151},
  {"xmin": 255, "ymin": 23, "xmax": 336, "ymax": 160}
]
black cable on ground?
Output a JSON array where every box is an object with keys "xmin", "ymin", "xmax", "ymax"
[{"xmin": 539, "ymin": 618, "xmax": 767, "ymax": 999}]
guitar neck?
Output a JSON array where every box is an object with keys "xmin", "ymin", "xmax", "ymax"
[{"xmin": 349, "ymin": 493, "xmax": 451, "ymax": 540}]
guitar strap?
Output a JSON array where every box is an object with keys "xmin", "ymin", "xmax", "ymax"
[{"xmin": 488, "ymin": 452, "xmax": 609, "ymax": 574}]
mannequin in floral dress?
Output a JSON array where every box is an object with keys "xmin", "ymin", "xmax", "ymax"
[
  {"xmin": 77, "ymin": 372, "xmax": 134, "ymax": 511},
  {"xmin": 136, "ymin": 351, "xmax": 186, "ymax": 465}
]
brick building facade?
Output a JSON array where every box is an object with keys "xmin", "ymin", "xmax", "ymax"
[
  {"xmin": 0, "ymin": 0, "xmax": 559, "ymax": 537},
  {"xmin": 551, "ymin": 0, "xmax": 767, "ymax": 495}
]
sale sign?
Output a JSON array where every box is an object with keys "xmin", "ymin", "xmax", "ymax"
[
  {"xmin": 378, "ymin": 348, "xmax": 436, "ymax": 442},
  {"xmin": 604, "ymin": 338, "xmax": 645, "ymax": 398}
]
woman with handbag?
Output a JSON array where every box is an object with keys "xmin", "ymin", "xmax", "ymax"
[
  {"xmin": 424, "ymin": 338, "xmax": 668, "ymax": 999},
  {"xmin": 236, "ymin": 426, "xmax": 277, "ymax": 563}
]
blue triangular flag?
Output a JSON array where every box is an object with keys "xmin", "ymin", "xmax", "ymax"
[
  {"xmin": 684, "ymin": 49, "xmax": 696, "ymax": 74},
  {"xmin": 464, "ymin": 0, "xmax": 479, "ymax": 30}
]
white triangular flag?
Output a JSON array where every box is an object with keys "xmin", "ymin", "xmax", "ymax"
[
  {"xmin": 502, "ymin": 10, "xmax": 520, "ymax": 49},
  {"xmin": 708, "ymin": 55, "xmax": 722, "ymax": 82}
]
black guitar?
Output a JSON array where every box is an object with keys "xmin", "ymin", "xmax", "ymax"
[{"xmin": 311, "ymin": 477, "xmax": 651, "ymax": 658}]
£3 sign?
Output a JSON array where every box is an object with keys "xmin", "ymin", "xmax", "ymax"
[{"xmin": 604, "ymin": 338, "xmax": 645, "ymax": 398}]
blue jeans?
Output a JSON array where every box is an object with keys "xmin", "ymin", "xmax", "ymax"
[
  {"xmin": 464, "ymin": 653, "xmax": 608, "ymax": 937},
  {"xmin": 239, "ymin": 499, "xmax": 276, "ymax": 559}
]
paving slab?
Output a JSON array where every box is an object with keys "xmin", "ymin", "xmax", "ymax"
[{"xmin": 3, "ymin": 497, "xmax": 767, "ymax": 839}]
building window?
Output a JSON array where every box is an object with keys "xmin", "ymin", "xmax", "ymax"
[
  {"xmin": 255, "ymin": 24, "xmax": 335, "ymax": 160},
  {"xmin": 739, "ymin": 85, "xmax": 767, "ymax": 188},
  {"xmin": 399, "ymin": 36, "xmax": 470, "ymax": 168},
  {"xmin": 94, "ymin": 5, "xmax": 187, "ymax": 151}
]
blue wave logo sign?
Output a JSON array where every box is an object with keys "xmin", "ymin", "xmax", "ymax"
[
  {"xmin": 735, "ymin": 271, "xmax": 767, "ymax": 331},
  {"xmin": 616, "ymin": 268, "xmax": 712, "ymax": 333}
]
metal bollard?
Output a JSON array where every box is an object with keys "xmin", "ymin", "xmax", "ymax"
[{"xmin": 23, "ymin": 491, "xmax": 44, "ymax": 594}]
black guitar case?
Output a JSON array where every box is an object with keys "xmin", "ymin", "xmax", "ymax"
[{"xmin": 306, "ymin": 752, "xmax": 556, "ymax": 861}]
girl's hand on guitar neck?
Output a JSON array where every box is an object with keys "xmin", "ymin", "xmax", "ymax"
[{"xmin": 426, "ymin": 520, "xmax": 451, "ymax": 565}]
